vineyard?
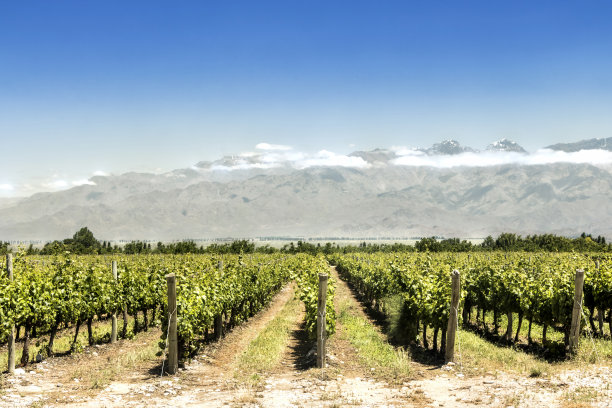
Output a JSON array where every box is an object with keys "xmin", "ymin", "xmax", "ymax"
[
  {"xmin": 1, "ymin": 251, "xmax": 612, "ymax": 407},
  {"xmin": 2, "ymin": 252, "xmax": 612, "ymax": 366},
  {"xmin": 330, "ymin": 252, "xmax": 612, "ymax": 354},
  {"xmin": 0, "ymin": 253, "xmax": 335, "ymax": 369}
]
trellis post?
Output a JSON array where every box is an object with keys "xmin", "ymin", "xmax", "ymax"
[
  {"xmin": 445, "ymin": 269, "xmax": 461, "ymax": 363},
  {"xmin": 569, "ymin": 269, "xmax": 585, "ymax": 354},
  {"xmin": 317, "ymin": 273, "xmax": 328, "ymax": 368},
  {"xmin": 7, "ymin": 254, "xmax": 15, "ymax": 374},
  {"xmin": 111, "ymin": 261, "xmax": 118, "ymax": 343},
  {"xmin": 166, "ymin": 273, "xmax": 178, "ymax": 374}
]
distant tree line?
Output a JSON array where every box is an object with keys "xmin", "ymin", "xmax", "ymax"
[
  {"xmin": 477, "ymin": 232, "xmax": 608, "ymax": 252},
  {"xmin": 17, "ymin": 227, "xmax": 274, "ymax": 255},
  {"xmin": 6, "ymin": 227, "xmax": 611, "ymax": 255},
  {"xmin": 278, "ymin": 234, "xmax": 610, "ymax": 253}
]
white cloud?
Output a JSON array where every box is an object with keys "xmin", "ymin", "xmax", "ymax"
[
  {"xmin": 522, "ymin": 149, "xmax": 612, "ymax": 165},
  {"xmin": 255, "ymin": 143, "xmax": 293, "ymax": 151},
  {"xmin": 295, "ymin": 150, "xmax": 370, "ymax": 169},
  {"xmin": 391, "ymin": 146, "xmax": 425, "ymax": 157},
  {"xmin": 391, "ymin": 149, "xmax": 612, "ymax": 168},
  {"xmin": 239, "ymin": 151, "xmax": 259, "ymax": 158},
  {"xmin": 72, "ymin": 179, "xmax": 96, "ymax": 186},
  {"xmin": 93, "ymin": 170, "xmax": 108, "ymax": 176},
  {"xmin": 210, "ymin": 161, "xmax": 281, "ymax": 171},
  {"xmin": 41, "ymin": 178, "xmax": 95, "ymax": 191},
  {"xmin": 206, "ymin": 145, "xmax": 369, "ymax": 172},
  {"xmin": 0, "ymin": 183, "xmax": 13, "ymax": 191},
  {"xmin": 44, "ymin": 180, "xmax": 69, "ymax": 189}
]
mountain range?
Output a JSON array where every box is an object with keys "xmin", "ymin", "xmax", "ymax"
[{"xmin": 1, "ymin": 138, "xmax": 611, "ymax": 242}]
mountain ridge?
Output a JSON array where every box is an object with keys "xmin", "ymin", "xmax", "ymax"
[
  {"xmin": 2, "ymin": 136, "xmax": 611, "ymax": 241},
  {"xmin": 1, "ymin": 161, "xmax": 610, "ymax": 241},
  {"xmin": 546, "ymin": 137, "xmax": 612, "ymax": 152}
]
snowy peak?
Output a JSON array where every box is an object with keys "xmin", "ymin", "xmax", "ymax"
[
  {"xmin": 190, "ymin": 136, "xmax": 612, "ymax": 173},
  {"xmin": 486, "ymin": 139, "xmax": 527, "ymax": 153},
  {"xmin": 423, "ymin": 140, "xmax": 476, "ymax": 155}
]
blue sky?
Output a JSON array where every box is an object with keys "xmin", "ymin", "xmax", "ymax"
[{"xmin": 1, "ymin": 1, "xmax": 612, "ymax": 196}]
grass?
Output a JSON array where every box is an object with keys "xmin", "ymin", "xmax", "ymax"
[
  {"xmin": 335, "ymin": 296, "xmax": 411, "ymax": 382},
  {"xmin": 0, "ymin": 312, "xmax": 162, "ymax": 392},
  {"xmin": 461, "ymin": 311, "xmax": 612, "ymax": 370},
  {"xmin": 455, "ymin": 329, "xmax": 550, "ymax": 376},
  {"xmin": 378, "ymin": 294, "xmax": 553, "ymax": 376},
  {"xmin": 0, "ymin": 316, "xmax": 126, "ymax": 370},
  {"xmin": 68, "ymin": 329, "xmax": 161, "ymax": 389},
  {"xmin": 365, "ymin": 292, "xmax": 612, "ymax": 379},
  {"xmin": 408, "ymin": 309, "xmax": 612, "ymax": 379},
  {"xmin": 235, "ymin": 290, "xmax": 302, "ymax": 379},
  {"xmin": 0, "ymin": 310, "xmax": 162, "ymax": 372}
]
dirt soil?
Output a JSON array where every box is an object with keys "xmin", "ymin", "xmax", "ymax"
[{"xmin": 1, "ymin": 272, "xmax": 611, "ymax": 408}]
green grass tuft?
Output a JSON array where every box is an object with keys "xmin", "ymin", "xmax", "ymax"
[{"xmin": 336, "ymin": 297, "xmax": 411, "ymax": 382}]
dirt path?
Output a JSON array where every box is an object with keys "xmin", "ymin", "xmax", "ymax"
[
  {"xmin": 249, "ymin": 266, "xmax": 414, "ymax": 407},
  {"xmin": 81, "ymin": 283, "xmax": 300, "ymax": 408}
]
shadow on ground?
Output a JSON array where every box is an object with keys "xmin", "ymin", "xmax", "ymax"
[{"xmin": 288, "ymin": 321, "xmax": 317, "ymax": 371}]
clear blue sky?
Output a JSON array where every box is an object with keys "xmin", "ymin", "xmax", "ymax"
[{"xmin": 1, "ymin": 1, "xmax": 611, "ymax": 196}]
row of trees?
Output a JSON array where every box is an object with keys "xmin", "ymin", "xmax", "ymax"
[
  {"xmin": 19, "ymin": 228, "xmax": 272, "ymax": 255},
  {"xmin": 7, "ymin": 228, "xmax": 612, "ymax": 255},
  {"xmin": 479, "ymin": 232, "xmax": 608, "ymax": 252}
]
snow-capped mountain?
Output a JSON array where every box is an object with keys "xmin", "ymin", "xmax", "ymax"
[
  {"xmin": 422, "ymin": 140, "xmax": 477, "ymax": 155},
  {"xmin": 486, "ymin": 139, "xmax": 527, "ymax": 153}
]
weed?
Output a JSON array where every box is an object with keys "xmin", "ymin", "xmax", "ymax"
[{"xmin": 529, "ymin": 366, "xmax": 543, "ymax": 377}]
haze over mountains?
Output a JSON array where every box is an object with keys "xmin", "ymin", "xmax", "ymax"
[{"xmin": 1, "ymin": 138, "xmax": 612, "ymax": 242}]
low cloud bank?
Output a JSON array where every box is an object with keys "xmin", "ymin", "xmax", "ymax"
[
  {"xmin": 207, "ymin": 143, "xmax": 612, "ymax": 172},
  {"xmin": 208, "ymin": 144, "xmax": 370, "ymax": 171},
  {"xmin": 4, "ymin": 143, "xmax": 612, "ymax": 198},
  {"xmin": 391, "ymin": 148, "xmax": 612, "ymax": 167},
  {"xmin": 0, "ymin": 172, "xmax": 102, "ymax": 198}
]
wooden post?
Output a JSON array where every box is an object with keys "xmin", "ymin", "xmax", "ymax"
[
  {"xmin": 445, "ymin": 269, "xmax": 461, "ymax": 363},
  {"xmin": 317, "ymin": 273, "xmax": 328, "ymax": 368},
  {"xmin": 7, "ymin": 254, "xmax": 15, "ymax": 374},
  {"xmin": 111, "ymin": 261, "xmax": 118, "ymax": 343},
  {"xmin": 569, "ymin": 269, "xmax": 585, "ymax": 354},
  {"xmin": 166, "ymin": 273, "xmax": 178, "ymax": 374}
]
